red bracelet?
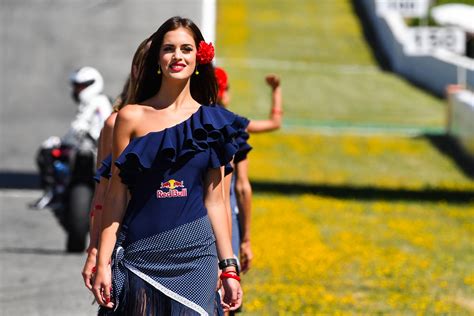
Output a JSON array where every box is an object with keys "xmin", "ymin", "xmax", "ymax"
[
  {"xmin": 272, "ymin": 108, "xmax": 283, "ymax": 115},
  {"xmin": 220, "ymin": 272, "xmax": 241, "ymax": 282},
  {"xmin": 92, "ymin": 266, "xmax": 97, "ymax": 273},
  {"xmin": 91, "ymin": 204, "xmax": 103, "ymax": 217}
]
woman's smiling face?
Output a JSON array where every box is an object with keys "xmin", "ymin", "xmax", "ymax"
[{"xmin": 159, "ymin": 27, "xmax": 197, "ymax": 80}]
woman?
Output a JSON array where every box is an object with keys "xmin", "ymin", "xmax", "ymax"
[
  {"xmin": 93, "ymin": 17, "xmax": 244, "ymax": 315},
  {"xmin": 215, "ymin": 67, "xmax": 283, "ymax": 274},
  {"xmin": 82, "ymin": 37, "xmax": 151, "ymax": 291}
]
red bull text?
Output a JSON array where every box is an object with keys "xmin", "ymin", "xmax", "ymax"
[{"xmin": 157, "ymin": 179, "xmax": 187, "ymax": 199}]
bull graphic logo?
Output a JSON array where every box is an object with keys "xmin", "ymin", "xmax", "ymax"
[{"xmin": 157, "ymin": 179, "xmax": 187, "ymax": 198}]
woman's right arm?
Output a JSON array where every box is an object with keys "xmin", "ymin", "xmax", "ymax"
[
  {"xmin": 90, "ymin": 112, "xmax": 118, "ymax": 252},
  {"xmin": 81, "ymin": 178, "xmax": 108, "ymax": 290},
  {"xmin": 247, "ymin": 74, "xmax": 283, "ymax": 133},
  {"xmin": 82, "ymin": 113, "xmax": 118, "ymax": 290},
  {"xmin": 88, "ymin": 113, "xmax": 117, "ymax": 249},
  {"xmin": 82, "ymin": 127, "xmax": 106, "ymax": 289},
  {"xmin": 93, "ymin": 106, "xmax": 138, "ymax": 308}
]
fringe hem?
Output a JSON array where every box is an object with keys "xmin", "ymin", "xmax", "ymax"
[{"xmin": 98, "ymin": 268, "xmax": 223, "ymax": 316}]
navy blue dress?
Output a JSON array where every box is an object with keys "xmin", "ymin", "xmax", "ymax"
[
  {"xmin": 94, "ymin": 154, "xmax": 112, "ymax": 183},
  {"xmin": 99, "ymin": 105, "xmax": 249, "ymax": 316}
]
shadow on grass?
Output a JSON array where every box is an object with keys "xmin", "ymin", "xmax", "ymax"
[
  {"xmin": 350, "ymin": 0, "xmax": 445, "ymax": 98},
  {"xmin": 2, "ymin": 162, "xmax": 472, "ymax": 204},
  {"xmin": 350, "ymin": 0, "xmax": 391, "ymax": 71},
  {"xmin": 424, "ymin": 134, "xmax": 474, "ymax": 180},
  {"xmin": 252, "ymin": 180, "xmax": 474, "ymax": 203}
]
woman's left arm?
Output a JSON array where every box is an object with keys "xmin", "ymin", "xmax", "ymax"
[
  {"xmin": 223, "ymin": 171, "xmax": 233, "ymax": 240},
  {"xmin": 205, "ymin": 167, "xmax": 233, "ymax": 259},
  {"xmin": 234, "ymin": 159, "xmax": 253, "ymax": 273},
  {"xmin": 204, "ymin": 167, "xmax": 242, "ymax": 310}
]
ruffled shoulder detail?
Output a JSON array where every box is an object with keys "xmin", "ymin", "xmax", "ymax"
[
  {"xmin": 233, "ymin": 114, "xmax": 251, "ymax": 164},
  {"xmin": 115, "ymin": 105, "xmax": 250, "ymax": 188},
  {"xmin": 93, "ymin": 154, "xmax": 112, "ymax": 183}
]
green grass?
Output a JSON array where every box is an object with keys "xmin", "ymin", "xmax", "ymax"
[
  {"xmin": 217, "ymin": 1, "xmax": 474, "ymax": 314},
  {"xmin": 244, "ymin": 132, "xmax": 474, "ymax": 314},
  {"xmin": 249, "ymin": 133, "xmax": 474, "ymax": 190},
  {"xmin": 217, "ymin": 0, "xmax": 445, "ymax": 129},
  {"xmin": 436, "ymin": 0, "xmax": 474, "ymax": 5},
  {"xmin": 245, "ymin": 194, "xmax": 474, "ymax": 314}
]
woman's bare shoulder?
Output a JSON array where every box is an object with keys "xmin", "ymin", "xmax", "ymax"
[
  {"xmin": 116, "ymin": 104, "xmax": 145, "ymax": 123},
  {"xmin": 104, "ymin": 112, "xmax": 118, "ymax": 129}
]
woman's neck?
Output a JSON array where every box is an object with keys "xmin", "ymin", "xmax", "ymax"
[{"xmin": 153, "ymin": 78, "xmax": 194, "ymax": 110}]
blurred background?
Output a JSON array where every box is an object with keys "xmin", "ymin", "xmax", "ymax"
[{"xmin": 1, "ymin": 0, "xmax": 473, "ymax": 314}]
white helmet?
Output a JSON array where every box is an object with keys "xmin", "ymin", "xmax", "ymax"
[{"xmin": 70, "ymin": 66, "xmax": 104, "ymax": 103}]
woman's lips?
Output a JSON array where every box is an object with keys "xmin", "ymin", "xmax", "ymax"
[{"xmin": 169, "ymin": 63, "xmax": 186, "ymax": 72}]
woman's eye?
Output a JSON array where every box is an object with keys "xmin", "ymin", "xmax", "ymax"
[
  {"xmin": 163, "ymin": 46, "xmax": 174, "ymax": 52},
  {"xmin": 182, "ymin": 47, "xmax": 193, "ymax": 52}
]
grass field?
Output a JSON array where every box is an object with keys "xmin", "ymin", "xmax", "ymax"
[
  {"xmin": 248, "ymin": 133, "xmax": 474, "ymax": 191},
  {"xmin": 216, "ymin": 0, "xmax": 474, "ymax": 314},
  {"xmin": 245, "ymin": 193, "xmax": 473, "ymax": 314},
  {"xmin": 216, "ymin": 0, "xmax": 445, "ymax": 129},
  {"xmin": 243, "ymin": 133, "xmax": 474, "ymax": 314}
]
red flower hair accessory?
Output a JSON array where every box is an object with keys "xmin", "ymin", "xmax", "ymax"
[
  {"xmin": 214, "ymin": 67, "xmax": 228, "ymax": 99},
  {"xmin": 196, "ymin": 41, "xmax": 214, "ymax": 64}
]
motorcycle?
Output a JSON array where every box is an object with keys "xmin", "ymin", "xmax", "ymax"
[{"xmin": 32, "ymin": 136, "xmax": 96, "ymax": 253}]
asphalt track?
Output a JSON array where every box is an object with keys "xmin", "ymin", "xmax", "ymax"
[
  {"xmin": 0, "ymin": 189, "xmax": 99, "ymax": 315},
  {"xmin": 1, "ymin": 1, "xmax": 208, "ymax": 314}
]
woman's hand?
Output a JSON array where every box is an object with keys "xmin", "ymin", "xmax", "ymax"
[
  {"xmin": 92, "ymin": 264, "xmax": 114, "ymax": 309},
  {"xmin": 265, "ymin": 74, "xmax": 280, "ymax": 90},
  {"xmin": 221, "ymin": 277, "xmax": 243, "ymax": 311},
  {"xmin": 81, "ymin": 248, "xmax": 97, "ymax": 290},
  {"xmin": 239, "ymin": 240, "xmax": 253, "ymax": 273}
]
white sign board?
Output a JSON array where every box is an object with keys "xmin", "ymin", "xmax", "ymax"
[
  {"xmin": 404, "ymin": 27, "xmax": 466, "ymax": 55},
  {"xmin": 376, "ymin": 0, "xmax": 430, "ymax": 17}
]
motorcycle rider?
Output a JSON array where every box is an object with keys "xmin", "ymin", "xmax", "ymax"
[
  {"xmin": 33, "ymin": 66, "xmax": 112, "ymax": 209},
  {"xmin": 63, "ymin": 66, "xmax": 113, "ymax": 145}
]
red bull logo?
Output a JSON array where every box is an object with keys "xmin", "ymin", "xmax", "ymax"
[{"xmin": 157, "ymin": 179, "xmax": 187, "ymax": 198}]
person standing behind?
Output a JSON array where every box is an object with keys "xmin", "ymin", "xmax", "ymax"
[
  {"xmin": 214, "ymin": 67, "xmax": 283, "ymax": 274},
  {"xmin": 82, "ymin": 38, "xmax": 151, "ymax": 291}
]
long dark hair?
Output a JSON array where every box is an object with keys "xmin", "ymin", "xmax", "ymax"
[
  {"xmin": 112, "ymin": 37, "xmax": 151, "ymax": 111},
  {"xmin": 126, "ymin": 37, "xmax": 152, "ymax": 105},
  {"xmin": 134, "ymin": 16, "xmax": 217, "ymax": 105},
  {"xmin": 112, "ymin": 75, "xmax": 130, "ymax": 112}
]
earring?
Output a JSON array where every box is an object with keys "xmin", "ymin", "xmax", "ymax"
[
  {"xmin": 195, "ymin": 68, "xmax": 199, "ymax": 75},
  {"xmin": 157, "ymin": 65, "xmax": 161, "ymax": 75}
]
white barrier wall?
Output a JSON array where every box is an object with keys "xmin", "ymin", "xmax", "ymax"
[
  {"xmin": 359, "ymin": 0, "xmax": 474, "ymax": 97},
  {"xmin": 447, "ymin": 87, "xmax": 474, "ymax": 158}
]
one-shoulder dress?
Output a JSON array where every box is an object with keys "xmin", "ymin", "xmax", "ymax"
[{"xmin": 98, "ymin": 105, "xmax": 250, "ymax": 316}]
